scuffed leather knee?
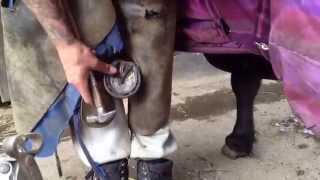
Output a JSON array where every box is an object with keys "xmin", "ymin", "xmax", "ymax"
[{"xmin": 119, "ymin": 0, "xmax": 168, "ymax": 20}]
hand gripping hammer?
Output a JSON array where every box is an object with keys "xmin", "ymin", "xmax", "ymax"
[{"xmin": 85, "ymin": 72, "xmax": 116, "ymax": 124}]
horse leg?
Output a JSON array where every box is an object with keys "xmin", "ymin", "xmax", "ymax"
[
  {"xmin": 205, "ymin": 54, "xmax": 275, "ymax": 159},
  {"xmin": 221, "ymin": 62, "xmax": 261, "ymax": 159}
]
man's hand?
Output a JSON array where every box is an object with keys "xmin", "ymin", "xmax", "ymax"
[
  {"xmin": 56, "ymin": 40, "xmax": 117, "ymax": 105},
  {"xmin": 23, "ymin": 0, "xmax": 117, "ymax": 105}
]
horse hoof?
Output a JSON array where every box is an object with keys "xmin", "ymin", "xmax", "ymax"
[{"xmin": 221, "ymin": 144, "xmax": 250, "ymax": 160}]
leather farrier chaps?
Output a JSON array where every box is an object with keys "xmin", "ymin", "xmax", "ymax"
[{"xmin": 118, "ymin": 0, "xmax": 177, "ymax": 135}]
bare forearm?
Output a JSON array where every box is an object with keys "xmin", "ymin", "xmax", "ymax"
[
  {"xmin": 23, "ymin": 0, "xmax": 117, "ymax": 105},
  {"xmin": 23, "ymin": 0, "xmax": 76, "ymax": 46}
]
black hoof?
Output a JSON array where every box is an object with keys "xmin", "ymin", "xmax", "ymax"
[
  {"xmin": 221, "ymin": 144, "xmax": 250, "ymax": 159},
  {"xmin": 222, "ymin": 134, "xmax": 254, "ymax": 159}
]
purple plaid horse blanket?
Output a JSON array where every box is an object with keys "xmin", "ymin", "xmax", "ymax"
[{"xmin": 177, "ymin": 0, "xmax": 320, "ymax": 135}]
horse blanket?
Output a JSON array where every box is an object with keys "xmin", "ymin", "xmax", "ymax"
[{"xmin": 177, "ymin": 0, "xmax": 320, "ymax": 134}]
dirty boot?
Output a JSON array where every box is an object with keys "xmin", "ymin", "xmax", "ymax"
[
  {"xmin": 137, "ymin": 159, "xmax": 173, "ymax": 180},
  {"xmin": 85, "ymin": 159, "xmax": 128, "ymax": 180}
]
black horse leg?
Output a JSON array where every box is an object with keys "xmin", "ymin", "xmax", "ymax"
[
  {"xmin": 205, "ymin": 54, "xmax": 276, "ymax": 159},
  {"xmin": 222, "ymin": 64, "xmax": 261, "ymax": 159}
]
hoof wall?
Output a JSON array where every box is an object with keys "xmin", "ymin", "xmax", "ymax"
[{"xmin": 221, "ymin": 144, "xmax": 250, "ymax": 160}]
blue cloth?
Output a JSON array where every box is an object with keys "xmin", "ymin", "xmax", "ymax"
[
  {"xmin": 32, "ymin": 22, "xmax": 124, "ymax": 157},
  {"xmin": 32, "ymin": 85, "xmax": 81, "ymax": 157}
]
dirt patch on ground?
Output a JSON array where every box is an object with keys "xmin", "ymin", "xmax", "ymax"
[{"xmin": 171, "ymin": 83, "xmax": 285, "ymax": 121}]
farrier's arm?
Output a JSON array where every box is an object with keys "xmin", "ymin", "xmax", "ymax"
[
  {"xmin": 22, "ymin": 0, "xmax": 117, "ymax": 104},
  {"xmin": 23, "ymin": 0, "xmax": 75, "ymax": 46}
]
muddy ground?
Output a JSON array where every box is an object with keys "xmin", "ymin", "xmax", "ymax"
[
  {"xmin": 0, "ymin": 102, "xmax": 14, "ymax": 145},
  {"xmin": 1, "ymin": 53, "xmax": 320, "ymax": 180}
]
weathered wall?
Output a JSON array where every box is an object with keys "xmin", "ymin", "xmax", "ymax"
[{"xmin": 0, "ymin": 8, "xmax": 10, "ymax": 103}]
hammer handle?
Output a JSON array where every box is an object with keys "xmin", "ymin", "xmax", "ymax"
[{"xmin": 89, "ymin": 72, "xmax": 104, "ymax": 108}]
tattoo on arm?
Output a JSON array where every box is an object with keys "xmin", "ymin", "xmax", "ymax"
[{"xmin": 23, "ymin": 0, "xmax": 76, "ymax": 45}]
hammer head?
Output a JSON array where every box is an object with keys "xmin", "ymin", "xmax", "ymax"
[
  {"xmin": 87, "ymin": 72, "xmax": 117, "ymax": 125},
  {"xmin": 86, "ymin": 108, "xmax": 116, "ymax": 124}
]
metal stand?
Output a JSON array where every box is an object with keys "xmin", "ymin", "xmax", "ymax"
[{"xmin": 0, "ymin": 133, "xmax": 43, "ymax": 180}]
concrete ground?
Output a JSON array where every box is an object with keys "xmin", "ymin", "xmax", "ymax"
[{"xmin": 1, "ymin": 53, "xmax": 320, "ymax": 180}]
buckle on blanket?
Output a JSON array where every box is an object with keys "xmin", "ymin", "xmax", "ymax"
[{"xmin": 255, "ymin": 42, "xmax": 269, "ymax": 51}]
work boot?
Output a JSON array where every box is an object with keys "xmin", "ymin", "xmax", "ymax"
[
  {"xmin": 85, "ymin": 159, "xmax": 128, "ymax": 180},
  {"xmin": 137, "ymin": 159, "xmax": 173, "ymax": 180}
]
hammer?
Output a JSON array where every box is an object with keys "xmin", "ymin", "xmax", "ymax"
[{"xmin": 86, "ymin": 72, "xmax": 116, "ymax": 124}]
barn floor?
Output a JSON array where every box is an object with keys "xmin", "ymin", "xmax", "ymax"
[{"xmin": 1, "ymin": 53, "xmax": 320, "ymax": 180}]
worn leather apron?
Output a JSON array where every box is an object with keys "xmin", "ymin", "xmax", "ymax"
[
  {"xmin": 118, "ymin": 0, "xmax": 177, "ymax": 135},
  {"xmin": 1, "ymin": 0, "xmax": 116, "ymax": 133}
]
